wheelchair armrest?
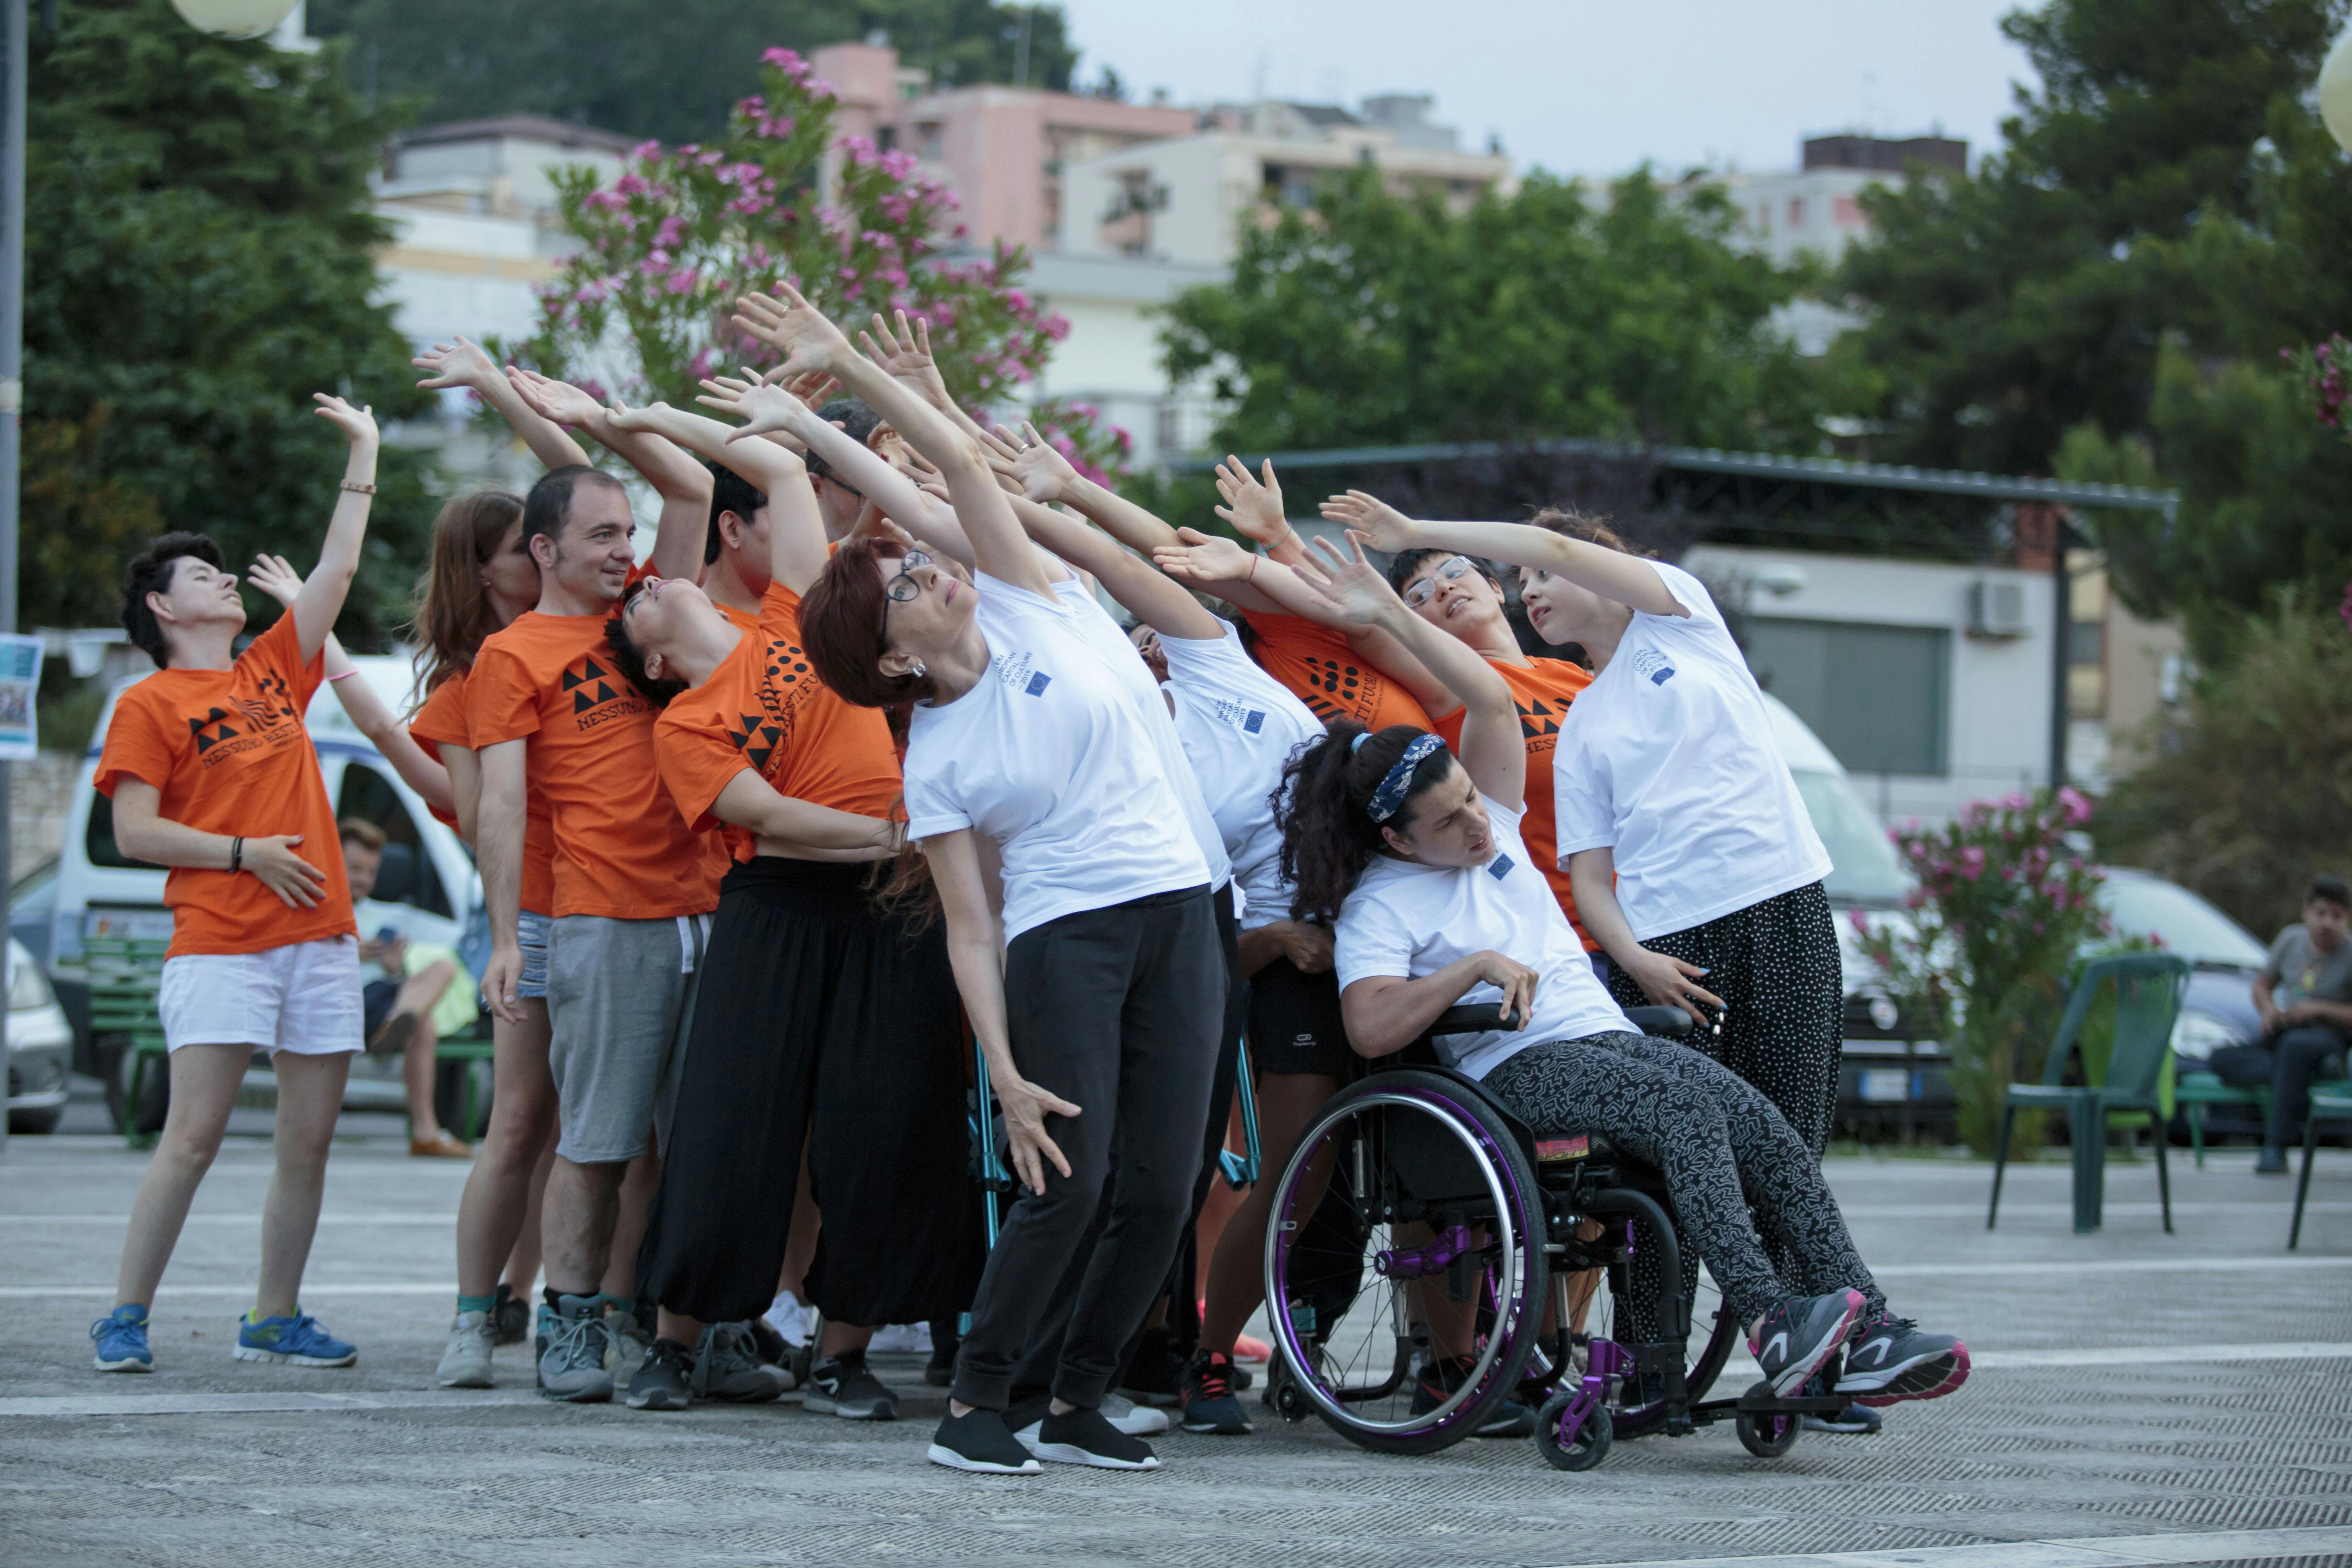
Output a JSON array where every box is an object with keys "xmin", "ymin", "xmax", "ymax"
[
  {"xmin": 1621, "ymin": 1004, "xmax": 1693, "ymax": 1037},
  {"xmin": 1430, "ymin": 1002, "xmax": 1523, "ymax": 1036}
]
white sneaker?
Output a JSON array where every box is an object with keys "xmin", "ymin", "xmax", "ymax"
[
  {"xmin": 868, "ymin": 1322, "xmax": 933, "ymax": 1354},
  {"xmin": 434, "ymin": 1311, "xmax": 495, "ymax": 1389},
  {"xmin": 764, "ymin": 1292, "xmax": 816, "ymax": 1350},
  {"xmin": 1102, "ymin": 1392, "xmax": 1169, "ymax": 1436}
]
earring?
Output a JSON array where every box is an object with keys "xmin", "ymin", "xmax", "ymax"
[{"xmin": 910, "ymin": 660, "xmax": 927, "ymax": 679}]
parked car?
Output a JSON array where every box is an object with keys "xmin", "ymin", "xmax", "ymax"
[
  {"xmin": 46, "ymin": 654, "xmax": 479, "ymax": 1125},
  {"xmin": 6, "ymin": 935, "xmax": 76, "ymax": 1133},
  {"xmin": 2091, "ymin": 867, "xmax": 2267, "ymax": 1068}
]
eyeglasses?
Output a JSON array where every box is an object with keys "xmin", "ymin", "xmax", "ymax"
[
  {"xmin": 1403, "ymin": 555, "xmax": 1478, "ymax": 608},
  {"xmin": 883, "ymin": 549, "xmax": 933, "ymax": 606}
]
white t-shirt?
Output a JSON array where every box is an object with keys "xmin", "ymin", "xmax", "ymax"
[
  {"xmin": 1157, "ymin": 623, "xmax": 1326, "ymax": 931},
  {"xmin": 1551, "ymin": 561, "xmax": 1831, "ymax": 942},
  {"xmin": 1049, "ymin": 577, "xmax": 1233, "ymax": 893},
  {"xmin": 904, "ymin": 573, "xmax": 1211, "ymax": 943},
  {"xmin": 1334, "ymin": 795, "xmax": 1632, "ymax": 1080}
]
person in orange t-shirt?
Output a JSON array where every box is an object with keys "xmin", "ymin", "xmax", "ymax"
[
  {"xmin": 593, "ymin": 393, "xmax": 979, "ymax": 1416},
  {"xmin": 87, "ymin": 395, "xmax": 379, "ymax": 1380},
  {"xmin": 465, "ymin": 371, "xmax": 741, "ymax": 1403}
]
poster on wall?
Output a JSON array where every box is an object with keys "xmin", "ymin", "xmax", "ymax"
[{"xmin": 0, "ymin": 635, "xmax": 44, "ymax": 760}]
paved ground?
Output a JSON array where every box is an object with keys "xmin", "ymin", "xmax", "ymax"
[{"xmin": 3, "ymin": 1099, "xmax": 2350, "ymax": 1568}]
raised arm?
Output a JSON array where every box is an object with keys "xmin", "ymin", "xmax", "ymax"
[
  {"xmin": 1299, "ymin": 533, "xmax": 1524, "ymax": 809},
  {"xmin": 603, "ymin": 400, "xmax": 829, "ymax": 595},
  {"xmin": 248, "ymin": 554, "xmax": 456, "ymax": 820},
  {"xmin": 1006, "ymin": 496, "xmax": 1223, "ymax": 642},
  {"xmin": 733, "ymin": 286, "xmax": 1050, "ymax": 595},
  {"xmin": 505, "ymin": 368, "xmax": 714, "ymax": 584},
  {"xmin": 293, "ymin": 396, "xmax": 379, "ymax": 665},
  {"xmin": 1320, "ymin": 492, "xmax": 1684, "ymax": 617},
  {"xmin": 415, "ymin": 337, "xmax": 591, "ymax": 471}
]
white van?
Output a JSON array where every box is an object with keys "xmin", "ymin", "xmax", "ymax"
[{"xmin": 48, "ymin": 653, "xmax": 480, "ymax": 1118}]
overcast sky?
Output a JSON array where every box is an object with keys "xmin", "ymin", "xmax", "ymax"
[{"xmin": 1051, "ymin": 0, "xmax": 2041, "ymax": 178}]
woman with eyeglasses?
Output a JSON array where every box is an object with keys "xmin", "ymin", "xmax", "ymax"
[{"xmin": 736, "ymin": 287, "xmax": 1223, "ymax": 1478}]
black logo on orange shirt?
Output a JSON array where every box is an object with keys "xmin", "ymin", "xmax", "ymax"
[
  {"xmin": 1519, "ymin": 696, "xmax": 1566, "ymax": 754},
  {"xmin": 735, "ymin": 637, "xmax": 818, "ymax": 776},
  {"xmin": 1298, "ymin": 656, "xmax": 1376, "ymax": 724},
  {"xmin": 188, "ymin": 707, "xmax": 241, "ymax": 753},
  {"xmin": 561, "ymin": 655, "xmax": 650, "ymax": 732}
]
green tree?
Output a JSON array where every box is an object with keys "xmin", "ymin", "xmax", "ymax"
[
  {"xmin": 1161, "ymin": 167, "xmax": 1822, "ymax": 458},
  {"xmin": 29, "ymin": 0, "xmax": 432, "ymax": 640},
  {"xmin": 307, "ymin": 0, "xmax": 1078, "ymax": 145}
]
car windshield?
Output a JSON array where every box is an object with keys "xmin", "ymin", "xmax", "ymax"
[
  {"xmin": 1788, "ymin": 768, "xmax": 1914, "ymax": 906},
  {"xmin": 2096, "ymin": 873, "xmax": 2267, "ymax": 967}
]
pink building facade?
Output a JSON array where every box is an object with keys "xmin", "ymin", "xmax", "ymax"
[{"xmin": 813, "ymin": 42, "xmax": 1197, "ymax": 254}]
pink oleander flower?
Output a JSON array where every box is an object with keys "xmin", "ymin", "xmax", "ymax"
[{"xmin": 2056, "ymin": 784, "xmax": 2093, "ymax": 826}]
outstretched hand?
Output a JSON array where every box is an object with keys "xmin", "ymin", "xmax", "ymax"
[
  {"xmin": 247, "ymin": 554, "xmax": 304, "ymax": 609},
  {"xmin": 859, "ymin": 309, "xmax": 950, "ymax": 405},
  {"xmin": 695, "ymin": 370, "xmax": 811, "ymax": 442},
  {"xmin": 503, "ymin": 367, "xmax": 603, "ymax": 428},
  {"xmin": 311, "ymin": 394, "xmax": 377, "ymax": 447},
  {"xmin": 1318, "ymin": 489, "xmax": 1419, "ymax": 554},
  {"xmin": 1214, "ymin": 456, "xmax": 1291, "ymax": 547},
  {"xmin": 601, "ymin": 397, "xmax": 677, "ymax": 434},
  {"xmin": 1300, "ymin": 531, "xmax": 1403, "ymax": 627},
  {"xmin": 412, "ymin": 336, "xmax": 500, "ymax": 395},
  {"xmin": 982, "ymin": 421, "xmax": 1081, "ymax": 503},
  {"xmin": 1151, "ymin": 526, "xmax": 1256, "ymax": 584},
  {"xmin": 732, "ymin": 285, "xmax": 853, "ymax": 381}
]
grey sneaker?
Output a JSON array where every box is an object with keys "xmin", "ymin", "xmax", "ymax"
[
  {"xmin": 1750, "ymin": 1289, "xmax": 1867, "ymax": 1397},
  {"xmin": 627, "ymin": 1337, "xmax": 695, "ymax": 1411},
  {"xmin": 692, "ymin": 1321, "xmax": 788, "ymax": 1404},
  {"xmin": 605, "ymin": 1305, "xmax": 652, "ymax": 1390},
  {"xmin": 804, "ymin": 1348, "xmax": 899, "ymax": 1419},
  {"xmin": 434, "ymin": 1310, "xmax": 496, "ymax": 1389},
  {"xmin": 536, "ymin": 1294, "xmax": 614, "ymax": 1403}
]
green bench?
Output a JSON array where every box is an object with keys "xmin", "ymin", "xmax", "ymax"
[{"xmin": 2179, "ymin": 1061, "xmax": 2350, "ymax": 1167}]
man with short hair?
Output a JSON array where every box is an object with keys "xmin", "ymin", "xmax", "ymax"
[
  {"xmin": 470, "ymin": 379, "xmax": 734, "ymax": 1402},
  {"xmin": 700, "ymin": 461, "xmax": 771, "ymax": 628},
  {"xmin": 2213, "ymin": 873, "xmax": 2352, "ymax": 1173},
  {"xmin": 339, "ymin": 817, "xmax": 468, "ymax": 1157}
]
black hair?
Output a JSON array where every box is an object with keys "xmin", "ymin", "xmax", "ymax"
[
  {"xmin": 2311, "ymin": 873, "xmax": 2350, "ymax": 911},
  {"xmin": 802, "ymin": 397, "xmax": 884, "ymax": 486},
  {"xmin": 522, "ymin": 464, "xmax": 628, "ymax": 554},
  {"xmin": 603, "ymin": 581, "xmax": 689, "ymax": 708},
  {"xmin": 1386, "ymin": 546, "xmax": 1503, "ymax": 599},
  {"xmin": 1275, "ymin": 721, "xmax": 1459, "ymax": 924},
  {"xmin": 120, "ymin": 532, "xmax": 227, "ymax": 663},
  {"xmin": 705, "ymin": 460, "xmax": 767, "ymax": 567}
]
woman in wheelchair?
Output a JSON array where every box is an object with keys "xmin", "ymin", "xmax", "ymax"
[{"xmin": 1277, "ymin": 534, "xmax": 1968, "ymax": 1416}]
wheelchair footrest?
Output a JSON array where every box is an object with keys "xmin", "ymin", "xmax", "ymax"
[{"xmin": 1727, "ymin": 1379, "xmax": 1847, "ymax": 1415}]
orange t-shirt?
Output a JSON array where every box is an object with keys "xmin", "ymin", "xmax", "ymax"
[
  {"xmin": 1243, "ymin": 611, "xmax": 1434, "ymax": 733},
  {"xmin": 469, "ymin": 611, "xmax": 725, "ymax": 919},
  {"xmin": 655, "ymin": 581, "xmax": 901, "ymax": 861},
  {"xmin": 408, "ymin": 666, "xmax": 559, "ymax": 917},
  {"xmin": 94, "ymin": 612, "xmax": 355, "ymax": 958},
  {"xmin": 714, "ymin": 600, "xmax": 760, "ymax": 634},
  {"xmin": 1434, "ymin": 654, "xmax": 1597, "ymax": 949}
]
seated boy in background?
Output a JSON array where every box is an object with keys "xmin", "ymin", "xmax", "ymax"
[{"xmin": 340, "ymin": 817, "xmax": 477, "ymax": 1158}]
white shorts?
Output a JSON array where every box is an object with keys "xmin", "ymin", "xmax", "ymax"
[{"xmin": 159, "ymin": 936, "xmax": 365, "ymax": 1056}]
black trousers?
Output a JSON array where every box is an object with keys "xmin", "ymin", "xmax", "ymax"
[
  {"xmin": 2211, "ymin": 1026, "xmax": 2350, "ymax": 1147},
  {"xmin": 950, "ymin": 883, "xmax": 1222, "ymax": 1412},
  {"xmin": 1605, "ymin": 880, "xmax": 1844, "ymax": 1157},
  {"xmin": 637, "ymin": 858, "xmax": 982, "ymax": 1328}
]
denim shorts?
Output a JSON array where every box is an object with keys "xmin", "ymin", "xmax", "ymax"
[{"xmin": 517, "ymin": 909, "xmax": 552, "ymax": 1000}]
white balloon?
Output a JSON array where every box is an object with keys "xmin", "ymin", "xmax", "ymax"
[
  {"xmin": 168, "ymin": 0, "xmax": 301, "ymax": 38},
  {"xmin": 2321, "ymin": 26, "xmax": 2352, "ymax": 155}
]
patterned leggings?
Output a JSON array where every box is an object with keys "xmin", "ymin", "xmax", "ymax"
[
  {"xmin": 1482, "ymin": 1031, "xmax": 1883, "ymax": 1329},
  {"xmin": 1605, "ymin": 880, "xmax": 1844, "ymax": 1157}
]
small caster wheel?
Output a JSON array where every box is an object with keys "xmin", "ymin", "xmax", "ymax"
[
  {"xmin": 1735, "ymin": 1408, "xmax": 1801, "ymax": 1458},
  {"xmin": 1535, "ymin": 1395, "xmax": 1612, "ymax": 1472},
  {"xmin": 1273, "ymin": 1377, "xmax": 1309, "ymax": 1423}
]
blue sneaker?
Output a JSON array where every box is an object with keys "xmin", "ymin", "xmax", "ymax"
[
  {"xmin": 91, "ymin": 1304, "xmax": 153, "ymax": 1373},
  {"xmin": 234, "ymin": 1310, "xmax": 357, "ymax": 1368}
]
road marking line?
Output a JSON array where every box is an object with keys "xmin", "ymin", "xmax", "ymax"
[
  {"xmin": 1713, "ymin": 1341, "xmax": 2350, "ymax": 1383},
  {"xmin": 0, "ymin": 1389, "xmax": 545, "ymax": 1419},
  {"xmin": 0, "ymin": 1283, "xmax": 456, "ymax": 1298},
  {"xmin": 1540, "ymin": 1524, "xmax": 2352, "ymax": 1568},
  {"xmin": 1872, "ymin": 1256, "xmax": 2352, "ymax": 1277}
]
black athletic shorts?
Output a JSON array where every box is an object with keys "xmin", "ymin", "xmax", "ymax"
[{"xmin": 1247, "ymin": 956, "xmax": 1355, "ymax": 1078}]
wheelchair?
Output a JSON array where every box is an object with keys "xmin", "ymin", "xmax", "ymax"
[{"xmin": 1256, "ymin": 1002, "xmax": 1843, "ymax": 1470}]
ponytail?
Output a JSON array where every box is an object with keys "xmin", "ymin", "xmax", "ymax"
[{"xmin": 1275, "ymin": 720, "xmax": 1457, "ymax": 923}]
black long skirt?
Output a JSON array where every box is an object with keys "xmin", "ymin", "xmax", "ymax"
[{"xmin": 637, "ymin": 856, "xmax": 983, "ymax": 1327}]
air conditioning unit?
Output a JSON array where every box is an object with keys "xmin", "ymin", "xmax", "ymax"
[{"xmin": 1967, "ymin": 579, "xmax": 2030, "ymax": 639}]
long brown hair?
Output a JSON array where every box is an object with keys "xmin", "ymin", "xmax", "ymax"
[{"xmin": 410, "ymin": 489, "xmax": 526, "ymax": 695}]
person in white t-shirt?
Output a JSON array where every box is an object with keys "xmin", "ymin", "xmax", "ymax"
[
  {"xmin": 1277, "ymin": 530, "xmax": 1968, "ymax": 1416},
  {"xmin": 1321, "ymin": 497, "xmax": 1844, "ymax": 1165},
  {"xmin": 757, "ymin": 285, "xmax": 1221, "ymax": 1478}
]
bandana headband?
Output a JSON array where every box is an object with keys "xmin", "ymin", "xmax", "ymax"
[{"xmin": 1366, "ymin": 733, "xmax": 1444, "ymax": 824}]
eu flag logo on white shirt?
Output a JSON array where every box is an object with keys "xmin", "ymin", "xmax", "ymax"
[
  {"xmin": 1025, "ymin": 671, "xmax": 1052, "ymax": 697},
  {"xmin": 1488, "ymin": 854, "xmax": 1515, "ymax": 880}
]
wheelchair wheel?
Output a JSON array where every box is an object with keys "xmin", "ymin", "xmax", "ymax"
[
  {"xmin": 1535, "ymin": 1395, "xmax": 1612, "ymax": 1472},
  {"xmin": 1736, "ymin": 1407, "xmax": 1802, "ymax": 1459},
  {"xmin": 1263, "ymin": 1071, "xmax": 1550, "ymax": 1456}
]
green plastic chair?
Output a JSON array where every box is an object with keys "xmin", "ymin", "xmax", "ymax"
[
  {"xmin": 2176, "ymin": 1071, "xmax": 2267, "ymax": 1167},
  {"xmin": 1987, "ymin": 953, "xmax": 2190, "ymax": 1235},
  {"xmin": 2288, "ymin": 1085, "xmax": 2352, "ymax": 1251}
]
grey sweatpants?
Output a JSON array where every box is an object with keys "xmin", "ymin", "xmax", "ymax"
[
  {"xmin": 1482, "ymin": 1031, "xmax": 1882, "ymax": 1327},
  {"xmin": 546, "ymin": 913, "xmax": 709, "ymax": 1165}
]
